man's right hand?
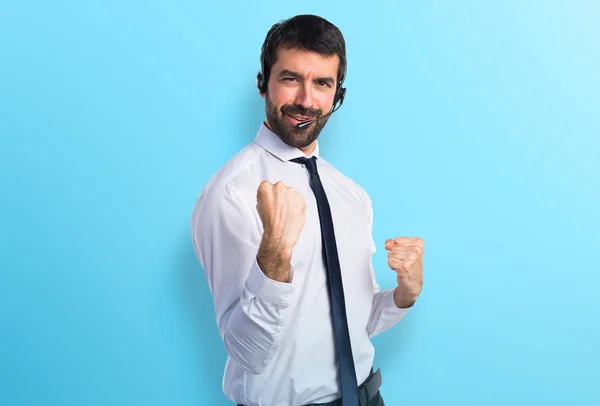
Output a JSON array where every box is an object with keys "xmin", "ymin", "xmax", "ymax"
[{"xmin": 256, "ymin": 181, "xmax": 307, "ymax": 282}]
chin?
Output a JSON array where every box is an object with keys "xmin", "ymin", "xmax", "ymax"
[
  {"xmin": 266, "ymin": 112, "xmax": 327, "ymax": 150},
  {"xmin": 284, "ymin": 126, "xmax": 319, "ymax": 148}
]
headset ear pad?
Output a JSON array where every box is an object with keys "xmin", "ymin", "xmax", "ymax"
[
  {"xmin": 335, "ymin": 86, "xmax": 346, "ymax": 106},
  {"xmin": 257, "ymin": 71, "xmax": 266, "ymax": 94}
]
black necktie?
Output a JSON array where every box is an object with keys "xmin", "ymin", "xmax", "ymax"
[{"xmin": 290, "ymin": 156, "xmax": 359, "ymax": 406}]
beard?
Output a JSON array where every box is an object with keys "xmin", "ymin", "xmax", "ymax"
[{"xmin": 265, "ymin": 93, "xmax": 330, "ymax": 150}]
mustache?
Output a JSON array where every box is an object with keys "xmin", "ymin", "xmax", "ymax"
[{"xmin": 280, "ymin": 104, "xmax": 323, "ymax": 119}]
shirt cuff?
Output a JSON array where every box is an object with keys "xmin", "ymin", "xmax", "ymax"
[
  {"xmin": 245, "ymin": 257, "xmax": 294, "ymax": 306},
  {"xmin": 382, "ymin": 287, "xmax": 413, "ymax": 315}
]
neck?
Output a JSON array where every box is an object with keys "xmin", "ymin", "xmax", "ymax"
[
  {"xmin": 263, "ymin": 120, "xmax": 316, "ymax": 156},
  {"xmin": 300, "ymin": 143, "xmax": 316, "ymax": 156}
]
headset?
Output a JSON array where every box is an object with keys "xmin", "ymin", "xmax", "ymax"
[{"xmin": 256, "ymin": 20, "xmax": 347, "ymax": 128}]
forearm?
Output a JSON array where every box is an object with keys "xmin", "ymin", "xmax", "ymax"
[
  {"xmin": 366, "ymin": 287, "xmax": 412, "ymax": 338},
  {"xmin": 219, "ymin": 257, "xmax": 294, "ymax": 374}
]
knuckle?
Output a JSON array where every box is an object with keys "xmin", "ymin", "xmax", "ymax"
[{"xmin": 259, "ymin": 180, "xmax": 273, "ymax": 191}]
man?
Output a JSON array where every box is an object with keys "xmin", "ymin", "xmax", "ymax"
[{"xmin": 191, "ymin": 14, "xmax": 424, "ymax": 406}]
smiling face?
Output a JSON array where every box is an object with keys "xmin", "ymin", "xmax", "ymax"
[{"xmin": 261, "ymin": 46, "xmax": 340, "ymax": 155}]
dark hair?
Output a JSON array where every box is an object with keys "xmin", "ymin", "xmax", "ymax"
[{"xmin": 257, "ymin": 14, "xmax": 347, "ymax": 94}]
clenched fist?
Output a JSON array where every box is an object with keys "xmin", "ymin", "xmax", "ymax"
[
  {"xmin": 256, "ymin": 181, "xmax": 307, "ymax": 282},
  {"xmin": 385, "ymin": 237, "xmax": 424, "ymax": 308}
]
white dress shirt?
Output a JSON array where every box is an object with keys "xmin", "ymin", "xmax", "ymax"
[{"xmin": 191, "ymin": 123, "xmax": 411, "ymax": 406}]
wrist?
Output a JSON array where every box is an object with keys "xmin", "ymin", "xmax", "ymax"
[
  {"xmin": 394, "ymin": 287, "xmax": 417, "ymax": 308},
  {"xmin": 257, "ymin": 238, "xmax": 292, "ymax": 283},
  {"xmin": 260, "ymin": 233, "xmax": 293, "ymax": 259}
]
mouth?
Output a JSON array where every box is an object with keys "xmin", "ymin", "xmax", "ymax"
[{"xmin": 285, "ymin": 112, "xmax": 314, "ymax": 125}]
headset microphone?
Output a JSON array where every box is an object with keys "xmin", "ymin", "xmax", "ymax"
[
  {"xmin": 295, "ymin": 88, "xmax": 346, "ymax": 129},
  {"xmin": 296, "ymin": 104, "xmax": 340, "ymax": 128}
]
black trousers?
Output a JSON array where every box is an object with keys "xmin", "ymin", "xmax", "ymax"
[{"xmin": 362, "ymin": 390, "xmax": 385, "ymax": 406}]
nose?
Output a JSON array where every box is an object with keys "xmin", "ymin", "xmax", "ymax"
[{"xmin": 294, "ymin": 82, "xmax": 314, "ymax": 109}]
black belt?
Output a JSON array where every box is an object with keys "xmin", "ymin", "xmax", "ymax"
[{"xmin": 237, "ymin": 368, "xmax": 382, "ymax": 406}]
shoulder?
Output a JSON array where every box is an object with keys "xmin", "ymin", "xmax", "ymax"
[
  {"xmin": 191, "ymin": 142, "xmax": 265, "ymax": 223},
  {"xmin": 202, "ymin": 142, "xmax": 265, "ymax": 191}
]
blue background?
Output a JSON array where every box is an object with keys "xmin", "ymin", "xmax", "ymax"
[{"xmin": 1, "ymin": 1, "xmax": 599, "ymax": 405}]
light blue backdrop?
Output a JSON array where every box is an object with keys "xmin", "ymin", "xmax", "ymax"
[{"xmin": 1, "ymin": 1, "xmax": 599, "ymax": 405}]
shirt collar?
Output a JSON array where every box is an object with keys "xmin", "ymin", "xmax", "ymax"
[{"xmin": 254, "ymin": 122, "xmax": 320, "ymax": 162}]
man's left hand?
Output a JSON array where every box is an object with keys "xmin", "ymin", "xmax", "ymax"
[{"xmin": 384, "ymin": 237, "xmax": 424, "ymax": 308}]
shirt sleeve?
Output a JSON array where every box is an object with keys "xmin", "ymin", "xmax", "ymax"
[
  {"xmin": 362, "ymin": 191, "xmax": 413, "ymax": 338},
  {"xmin": 191, "ymin": 182, "xmax": 294, "ymax": 374}
]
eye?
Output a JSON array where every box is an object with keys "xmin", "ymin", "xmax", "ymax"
[
  {"xmin": 317, "ymin": 80, "xmax": 332, "ymax": 88},
  {"xmin": 282, "ymin": 77, "xmax": 298, "ymax": 82}
]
